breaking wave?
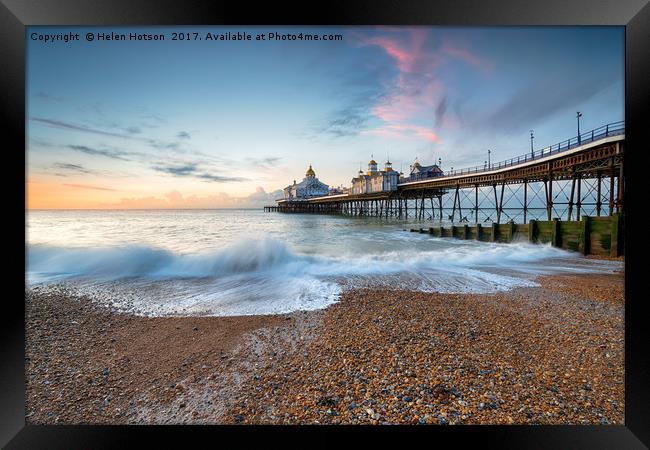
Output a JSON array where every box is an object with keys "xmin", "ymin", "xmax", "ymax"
[{"xmin": 26, "ymin": 236, "xmax": 619, "ymax": 317}]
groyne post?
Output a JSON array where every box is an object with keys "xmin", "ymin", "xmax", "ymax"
[
  {"xmin": 407, "ymin": 215, "xmax": 622, "ymax": 257},
  {"xmin": 551, "ymin": 218, "xmax": 561, "ymax": 247},
  {"xmin": 579, "ymin": 216, "xmax": 591, "ymax": 255},
  {"xmin": 610, "ymin": 213, "xmax": 622, "ymax": 257},
  {"xmin": 528, "ymin": 219, "xmax": 537, "ymax": 243}
]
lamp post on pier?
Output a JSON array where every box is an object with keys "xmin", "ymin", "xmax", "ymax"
[
  {"xmin": 487, "ymin": 149, "xmax": 491, "ymax": 168},
  {"xmin": 576, "ymin": 111, "xmax": 582, "ymax": 144},
  {"xmin": 530, "ymin": 130, "xmax": 534, "ymax": 157}
]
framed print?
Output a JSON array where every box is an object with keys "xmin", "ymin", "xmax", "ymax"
[{"xmin": 3, "ymin": 0, "xmax": 650, "ymax": 447}]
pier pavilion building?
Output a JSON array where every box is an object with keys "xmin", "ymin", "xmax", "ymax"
[
  {"xmin": 408, "ymin": 158, "xmax": 443, "ymax": 181},
  {"xmin": 282, "ymin": 165, "xmax": 330, "ymax": 200},
  {"xmin": 351, "ymin": 158, "xmax": 400, "ymax": 194}
]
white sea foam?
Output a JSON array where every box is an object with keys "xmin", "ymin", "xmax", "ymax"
[{"xmin": 26, "ymin": 235, "xmax": 620, "ymax": 317}]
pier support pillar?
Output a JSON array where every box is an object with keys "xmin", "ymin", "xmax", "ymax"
[
  {"xmin": 475, "ymin": 223, "xmax": 482, "ymax": 241},
  {"xmin": 579, "ymin": 216, "xmax": 591, "ymax": 255},
  {"xmin": 491, "ymin": 222, "xmax": 498, "ymax": 242},
  {"xmin": 463, "ymin": 224, "xmax": 469, "ymax": 240}
]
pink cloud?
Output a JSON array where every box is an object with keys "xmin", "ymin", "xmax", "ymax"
[
  {"xmin": 363, "ymin": 123, "xmax": 439, "ymax": 142},
  {"xmin": 358, "ymin": 29, "xmax": 442, "ymax": 140},
  {"xmin": 362, "ymin": 29, "xmax": 429, "ymax": 74},
  {"xmin": 356, "ymin": 29, "xmax": 492, "ymax": 143}
]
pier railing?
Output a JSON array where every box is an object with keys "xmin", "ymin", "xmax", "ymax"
[{"xmin": 400, "ymin": 120, "xmax": 624, "ymax": 183}]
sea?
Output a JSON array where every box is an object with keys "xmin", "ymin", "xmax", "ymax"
[{"xmin": 26, "ymin": 209, "xmax": 622, "ymax": 317}]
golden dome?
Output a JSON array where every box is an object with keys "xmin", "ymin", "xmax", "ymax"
[
  {"xmin": 413, "ymin": 160, "xmax": 421, "ymax": 168},
  {"xmin": 369, "ymin": 159, "xmax": 377, "ymax": 165},
  {"xmin": 306, "ymin": 164, "xmax": 316, "ymax": 177}
]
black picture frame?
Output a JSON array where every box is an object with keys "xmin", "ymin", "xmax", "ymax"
[{"xmin": 4, "ymin": 0, "xmax": 649, "ymax": 447}]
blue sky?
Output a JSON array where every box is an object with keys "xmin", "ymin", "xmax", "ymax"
[{"xmin": 26, "ymin": 26, "xmax": 624, "ymax": 208}]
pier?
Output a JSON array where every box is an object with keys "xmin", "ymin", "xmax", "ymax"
[{"xmin": 266, "ymin": 121, "xmax": 624, "ymax": 225}]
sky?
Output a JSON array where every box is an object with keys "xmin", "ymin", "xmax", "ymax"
[{"xmin": 26, "ymin": 26, "xmax": 624, "ymax": 209}]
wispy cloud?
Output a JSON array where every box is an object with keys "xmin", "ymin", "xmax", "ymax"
[
  {"xmin": 67, "ymin": 144, "xmax": 134, "ymax": 161},
  {"xmin": 34, "ymin": 91, "xmax": 65, "ymax": 102},
  {"xmin": 434, "ymin": 96, "xmax": 449, "ymax": 130},
  {"xmin": 440, "ymin": 40, "xmax": 495, "ymax": 73},
  {"xmin": 50, "ymin": 162, "xmax": 96, "ymax": 176},
  {"xmin": 147, "ymin": 139, "xmax": 181, "ymax": 151},
  {"xmin": 483, "ymin": 71, "xmax": 618, "ymax": 132},
  {"xmin": 151, "ymin": 162, "xmax": 248, "ymax": 183},
  {"xmin": 63, "ymin": 183, "xmax": 118, "ymax": 191},
  {"xmin": 309, "ymin": 90, "xmax": 388, "ymax": 139},
  {"xmin": 177, "ymin": 131, "xmax": 191, "ymax": 139},
  {"xmin": 30, "ymin": 117, "xmax": 134, "ymax": 139},
  {"xmin": 152, "ymin": 163, "xmax": 197, "ymax": 176},
  {"xmin": 320, "ymin": 106, "xmax": 370, "ymax": 137},
  {"xmin": 196, "ymin": 173, "xmax": 248, "ymax": 182}
]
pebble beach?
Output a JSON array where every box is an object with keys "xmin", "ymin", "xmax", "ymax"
[{"xmin": 25, "ymin": 270, "xmax": 624, "ymax": 425}]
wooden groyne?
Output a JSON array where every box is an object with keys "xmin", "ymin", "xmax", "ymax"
[{"xmin": 409, "ymin": 214, "xmax": 623, "ymax": 257}]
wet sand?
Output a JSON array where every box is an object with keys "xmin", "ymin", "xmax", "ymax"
[{"xmin": 25, "ymin": 270, "xmax": 624, "ymax": 425}]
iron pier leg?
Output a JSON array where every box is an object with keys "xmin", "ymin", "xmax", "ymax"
[
  {"xmin": 451, "ymin": 186, "xmax": 459, "ymax": 223},
  {"xmin": 609, "ymin": 157, "xmax": 615, "ymax": 216},
  {"xmin": 523, "ymin": 180, "xmax": 528, "ymax": 224},
  {"xmin": 568, "ymin": 172, "xmax": 576, "ymax": 221},
  {"xmin": 497, "ymin": 181, "xmax": 505, "ymax": 224},
  {"xmin": 546, "ymin": 174, "xmax": 553, "ymax": 221},
  {"xmin": 475, "ymin": 184, "xmax": 479, "ymax": 224},
  {"xmin": 576, "ymin": 174, "xmax": 582, "ymax": 220},
  {"xmin": 596, "ymin": 172, "xmax": 602, "ymax": 216},
  {"xmin": 493, "ymin": 184, "xmax": 498, "ymax": 223}
]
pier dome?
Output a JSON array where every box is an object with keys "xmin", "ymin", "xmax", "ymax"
[
  {"xmin": 282, "ymin": 164, "xmax": 329, "ymax": 201},
  {"xmin": 367, "ymin": 158, "xmax": 378, "ymax": 175}
]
